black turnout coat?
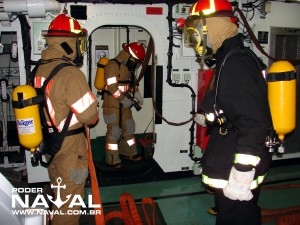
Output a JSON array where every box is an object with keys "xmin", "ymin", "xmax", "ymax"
[{"xmin": 200, "ymin": 34, "xmax": 272, "ymax": 184}]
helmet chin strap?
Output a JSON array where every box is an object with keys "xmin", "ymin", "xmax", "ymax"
[
  {"xmin": 74, "ymin": 41, "xmax": 84, "ymax": 67},
  {"xmin": 73, "ymin": 55, "xmax": 83, "ymax": 67}
]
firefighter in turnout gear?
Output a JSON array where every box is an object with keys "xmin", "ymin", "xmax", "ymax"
[
  {"xmin": 34, "ymin": 13, "xmax": 99, "ymax": 225},
  {"xmin": 186, "ymin": 0, "xmax": 272, "ymax": 224},
  {"xmin": 103, "ymin": 42, "xmax": 145, "ymax": 168}
]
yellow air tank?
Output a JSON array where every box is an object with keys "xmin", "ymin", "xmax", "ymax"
[
  {"xmin": 94, "ymin": 57, "xmax": 109, "ymax": 91},
  {"xmin": 12, "ymin": 85, "xmax": 43, "ymax": 152},
  {"xmin": 267, "ymin": 60, "xmax": 296, "ymax": 151}
]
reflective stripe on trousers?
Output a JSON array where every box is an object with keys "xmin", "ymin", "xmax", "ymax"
[{"xmin": 106, "ymin": 143, "xmax": 118, "ymax": 151}]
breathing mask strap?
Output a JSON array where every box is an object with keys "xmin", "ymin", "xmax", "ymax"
[{"xmin": 200, "ymin": 16, "xmax": 208, "ymax": 70}]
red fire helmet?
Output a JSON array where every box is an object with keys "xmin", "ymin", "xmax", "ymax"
[
  {"xmin": 189, "ymin": 0, "xmax": 237, "ymax": 23},
  {"xmin": 45, "ymin": 13, "xmax": 84, "ymax": 37},
  {"xmin": 122, "ymin": 42, "xmax": 146, "ymax": 61}
]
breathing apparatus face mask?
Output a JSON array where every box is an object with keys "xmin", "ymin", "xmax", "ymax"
[
  {"xmin": 126, "ymin": 56, "xmax": 141, "ymax": 72},
  {"xmin": 78, "ymin": 34, "xmax": 87, "ymax": 56},
  {"xmin": 184, "ymin": 18, "xmax": 214, "ymax": 67},
  {"xmin": 73, "ymin": 34, "xmax": 87, "ymax": 67}
]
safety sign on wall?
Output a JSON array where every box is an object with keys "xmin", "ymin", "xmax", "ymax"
[{"xmin": 95, "ymin": 45, "xmax": 109, "ymax": 64}]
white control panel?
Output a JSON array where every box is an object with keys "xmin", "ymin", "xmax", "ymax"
[
  {"xmin": 32, "ymin": 22, "xmax": 50, "ymax": 55},
  {"xmin": 174, "ymin": 3, "xmax": 192, "ymax": 18}
]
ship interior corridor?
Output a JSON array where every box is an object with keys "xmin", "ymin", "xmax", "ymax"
[{"xmin": 1, "ymin": 1, "xmax": 300, "ymax": 225}]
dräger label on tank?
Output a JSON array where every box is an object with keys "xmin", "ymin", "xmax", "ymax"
[{"xmin": 16, "ymin": 118, "xmax": 36, "ymax": 135}]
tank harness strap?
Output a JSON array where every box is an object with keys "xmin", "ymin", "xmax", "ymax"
[
  {"xmin": 65, "ymin": 126, "xmax": 85, "ymax": 136},
  {"xmin": 111, "ymin": 59, "xmax": 125, "ymax": 129},
  {"xmin": 12, "ymin": 94, "xmax": 44, "ymax": 109},
  {"xmin": 241, "ymin": 48, "xmax": 276, "ymax": 139},
  {"xmin": 43, "ymin": 64, "xmax": 85, "ymax": 130},
  {"xmin": 103, "ymin": 58, "xmax": 132, "ymax": 96},
  {"xmin": 111, "ymin": 58, "xmax": 121, "ymax": 67},
  {"xmin": 102, "ymin": 58, "xmax": 121, "ymax": 98},
  {"xmin": 97, "ymin": 61, "xmax": 105, "ymax": 68},
  {"xmin": 103, "ymin": 58, "xmax": 126, "ymax": 128},
  {"xmin": 12, "ymin": 63, "xmax": 73, "ymax": 109},
  {"xmin": 37, "ymin": 63, "xmax": 85, "ymax": 167},
  {"xmin": 40, "ymin": 63, "xmax": 81, "ymax": 139},
  {"xmin": 266, "ymin": 71, "xmax": 296, "ymax": 81},
  {"xmin": 119, "ymin": 102, "xmax": 123, "ymax": 129},
  {"xmin": 41, "ymin": 109, "xmax": 74, "ymax": 167},
  {"xmin": 213, "ymin": 47, "xmax": 269, "ymax": 133},
  {"xmin": 41, "ymin": 63, "xmax": 74, "ymax": 89}
]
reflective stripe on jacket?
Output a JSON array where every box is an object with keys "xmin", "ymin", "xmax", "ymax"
[
  {"xmin": 234, "ymin": 153, "xmax": 261, "ymax": 167},
  {"xmin": 202, "ymin": 173, "xmax": 266, "ymax": 190},
  {"xmin": 34, "ymin": 61, "xmax": 99, "ymax": 131},
  {"xmin": 102, "ymin": 50, "xmax": 138, "ymax": 109}
]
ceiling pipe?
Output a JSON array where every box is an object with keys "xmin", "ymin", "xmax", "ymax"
[{"xmin": 0, "ymin": 0, "xmax": 60, "ymax": 21}]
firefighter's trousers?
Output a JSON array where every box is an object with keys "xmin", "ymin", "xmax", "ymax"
[
  {"xmin": 48, "ymin": 133, "xmax": 88, "ymax": 225},
  {"xmin": 103, "ymin": 107, "xmax": 138, "ymax": 165},
  {"xmin": 215, "ymin": 188, "xmax": 261, "ymax": 225}
]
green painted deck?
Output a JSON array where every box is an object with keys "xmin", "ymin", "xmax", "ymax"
[{"xmin": 84, "ymin": 159, "xmax": 300, "ymax": 225}]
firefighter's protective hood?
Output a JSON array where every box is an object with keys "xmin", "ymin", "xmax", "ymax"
[
  {"xmin": 206, "ymin": 17, "xmax": 238, "ymax": 54},
  {"xmin": 42, "ymin": 37, "xmax": 78, "ymax": 64}
]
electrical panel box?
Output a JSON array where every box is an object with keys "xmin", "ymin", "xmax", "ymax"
[
  {"xmin": 33, "ymin": 22, "xmax": 50, "ymax": 55},
  {"xmin": 172, "ymin": 69, "xmax": 181, "ymax": 82},
  {"xmin": 175, "ymin": 4, "xmax": 192, "ymax": 17},
  {"xmin": 182, "ymin": 69, "xmax": 191, "ymax": 82}
]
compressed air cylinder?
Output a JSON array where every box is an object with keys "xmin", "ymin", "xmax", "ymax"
[
  {"xmin": 12, "ymin": 85, "xmax": 43, "ymax": 151},
  {"xmin": 267, "ymin": 60, "xmax": 296, "ymax": 142},
  {"xmin": 94, "ymin": 57, "xmax": 109, "ymax": 91}
]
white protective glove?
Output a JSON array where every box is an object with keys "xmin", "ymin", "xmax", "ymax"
[
  {"xmin": 120, "ymin": 96, "xmax": 133, "ymax": 108},
  {"xmin": 223, "ymin": 166, "xmax": 255, "ymax": 201},
  {"xmin": 134, "ymin": 91, "xmax": 144, "ymax": 106},
  {"xmin": 194, "ymin": 113, "xmax": 206, "ymax": 127}
]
